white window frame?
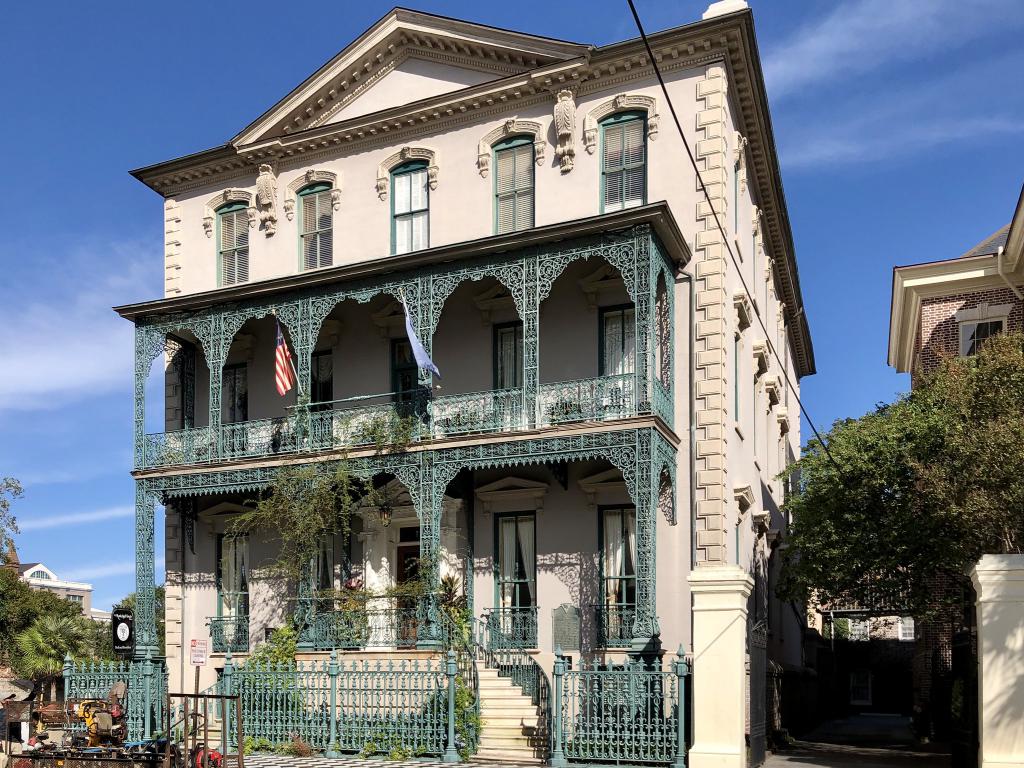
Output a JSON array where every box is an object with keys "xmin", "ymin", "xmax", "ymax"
[
  {"xmin": 956, "ymin": 303, "xmax": 1011, "ymax": 357},
  {"xmin": 898, "ymin": 616, "xmax": 915, "ymax": 642}
]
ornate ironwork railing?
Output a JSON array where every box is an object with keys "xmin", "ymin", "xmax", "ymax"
[
  {"xmin": 307, "ymin": 606, "xmax": 421, "ymax": 650},
  {"xmin": 551, "ymin": 650, "xmax": 690, "ymax": 766},
  {"xmin": 139, "ymin": 373, "xmax": 657, "ymax": 469},
  {"xmin": 217, "ymin": 653, "xmax": 457, "ymax": 758},
  {"xmin": 481, "ymin": 606, "xmax": 539, "ymax": 649},
  {"xmin": 431, "ymin": 388, "xmax": 524, "ymax": 437},
  {"xmin": 594, "ymin": 603, "xmax": 636, "ymax": 648},
  {"xmin": 63, "ymin": 654, "xmax": 166, "ymax": 741},
  {"xmin": 539, "ymin": 374, "xmax": 636, "ymax": 427},
  {"xmin": 208, "ymin": 615, "xmax": 249, "ymax": 653}
]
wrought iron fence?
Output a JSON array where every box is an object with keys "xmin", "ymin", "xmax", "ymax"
[
  {"xmin": 431, "ymin": 388, "xmax": 524, "ymax": 437},
  {"xmin": 221, "ymin": 416, "xmax": 300, "ymax": 460},
  {"xmin": 63, "ymin": 654, "xmax": 166, "ymax": 741},
  {"xmin": 539, "ymin": 374, "xmax": 636, "ymax": 426},
  {"xmin": 218, "ymin": 652, "xmax": 459, "ymax": 759},
  {"xmin": 594, "ymin": 603, "xmax": 636, "ymax": 648},
  {"xmin": 551, "ymin": 650, "xmax": 689, "ymax": 767},
  {"xmin": 208, "ymin": 616, "xmax": 250, "ymax": 653},
  {"xmin": 482, "ymin": 606, "xmax": 539, "ymax": 649},
  {"xmin": 142, "ymin": 426, "xmax": 215, "ymax": 468},
  {"xmin": 307, "ymin": 606, "xmax": 420, "ymax": 650}
]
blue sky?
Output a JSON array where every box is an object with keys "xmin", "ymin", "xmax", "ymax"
[{"xmin": 1, "ymin": 0, "xmax": 1022, "ymax": 610}]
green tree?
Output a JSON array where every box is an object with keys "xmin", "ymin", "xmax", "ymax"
[
  {"xmin": 14, "ymin": 614, "xmax": 89, "ymax": 699},
  {"xmin": 0, "ymin": 568, "xmax": 82, "ymax": 666},
  {"xmin": 0, "ymin": 477, "xmax": 22, "ymax": 562},
  {"xmin": 779, "ymin": 332, "xmax": 1024, "ymax": 616}
]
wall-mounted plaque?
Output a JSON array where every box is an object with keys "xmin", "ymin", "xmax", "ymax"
[{"xmin": 552, "ymin": 604, "xmax": 581, "ymax": 651}]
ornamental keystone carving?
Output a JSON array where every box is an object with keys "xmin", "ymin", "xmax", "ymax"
[
  {"xmin": 255, "ymin": 164, "xmax": 278, "ymax": 236},
  {"xmin": 376, "ymin": 147, "xmax": 439, "ymax": 202},
  {"xmin": 283, "ymin": 169, "xmax": 341, "ymax": 221},
  {"xmin": 583, "ymin": 94, "xmax": 659, "ymax": 154},
  {"xmin": 476, "ymin": 120, "xmax": 546, "ymax": 177},
  {"xmin": 553, "ymin": 89, "xmax": 577, "ymax": 173}
]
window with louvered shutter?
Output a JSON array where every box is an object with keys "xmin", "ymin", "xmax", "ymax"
[
  {"xmin": 299, "ymin": 184, "xmax": 333, "ymax": 270},
  {"xmin": 217, "ymin": 203, "xmax": 250, "ymax": 286},
  {"xmin": 392, "ymin": 162, "xmax": 429, "ymax": 255},
  {"xmin": 601, "ymin": 112, "xmax": 646, "ymax": 213},
  {"xmin": 494, "ymin": 138, "xmax": 534, "ymax": 234}
]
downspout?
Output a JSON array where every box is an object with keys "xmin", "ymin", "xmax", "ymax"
[
  {"xmin": 995, "ymin": 245, "xmax": 1024, "ymax": 300},
  {"xmin": 679, "ymin": 270, "xmax": 697, "ymax": 649}
]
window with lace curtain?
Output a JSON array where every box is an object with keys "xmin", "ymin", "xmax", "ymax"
[
  {"xmin": 298, "ymin": 183, "xmax": 333, "ymax": 270},
  {"xmin": 599, "ymin": 304, "xmax": 636, "ymax": 376},
  {"xmin": 601, "ymin": 505, "xmax": 637, "ymax": 613},
  {"xmin": 493, "ymin": 137, "xmax": 534, "ymax": 234},
  {"xmin": 601, "ymin": 111, "xmax": 646, "ymax": 212},
  {"xmin": 216, "ymin": 534, "xmax": 249, "ymax": 619},
  {"xmin": 217, "ymin": 201, "xmax": 249, "ymax": 286},
  {"xmin": 493, "ymin": 321, "xmax": 523, "ymax": 389},
  {"xmin": 391, "ymin": 160, "xmax": 429, "ymax": 255},
  {"xmin": 496, "ymin": 513, "xmax": 535, "ymax": 609}
]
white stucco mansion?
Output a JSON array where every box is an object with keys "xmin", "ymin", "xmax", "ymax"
[{"xmin": 115, "ymin": 2, "xmax": 813, "ymax": 764}]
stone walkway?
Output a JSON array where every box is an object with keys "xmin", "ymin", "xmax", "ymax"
[{"xmin": 765, "ymin": 741, "xmax": 950, "ymax": 768}]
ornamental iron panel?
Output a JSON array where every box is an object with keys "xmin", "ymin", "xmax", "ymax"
[
  {"xmin": 307, "ymin": 606, "xmax": 426, "ymax": 650},
  {"xmin": 539, "ymin": 374, "xmax": 637, "ymax": 426},
  {"xmin": 208, "ymin": 616, "xmax": 249, "ymax": 654},
  {"xmin": 483, "ymin": 606, "xmax": 539, "ymax": 649},
  {"xmin": 63, "ymin": 654, "xmax": 166, "ymax": 741},
  {"xmin": 595, "ymin": 603, "xmax": 636, "ymax": 649}
]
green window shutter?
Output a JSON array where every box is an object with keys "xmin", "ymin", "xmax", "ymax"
[
  {"xmin": 494, "ymin": 139, "xmax": 534, "ymax": 234},
  {"xmin": 217, "ymin": 203, "xmax": 249, "ymax": 286},
  {"xmin": 299, "ymin": 184, "xmax": 333, "ymax": 271},
  {"xmin": 601, "ymin": 112, "xmax": 646, "ymax": 213}
]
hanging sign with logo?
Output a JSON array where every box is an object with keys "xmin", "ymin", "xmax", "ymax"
[{"xmin": 112, "ymin": 608, "xmax": 135, "ymax": 657}]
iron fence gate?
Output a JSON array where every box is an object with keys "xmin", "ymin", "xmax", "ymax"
[{"xmin": 747, "ymin": 621, "xmax": 767, "ymax": 767}]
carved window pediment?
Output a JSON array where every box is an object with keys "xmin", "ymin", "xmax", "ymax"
[
  {"xmin": 763, "ymin": 375, "xmax": 780, "ymax": 407},
  {"xmin": 477, "ymin": 119, "xmax": 546, "ymax": 177},
  {"xmin": 776, "ymin": 408, "xmax": 790, "ymax": 436},
  {"xmin": 734, "ymin": 292, "xmax": 753, "ymax": 331},
  {"xmin": 203, "ymin": 190, "xmax": 255, "ymax": 238},
  {"xmin": 475, "ymin": 476, "xmax": 549, "ymax": 515},
  {"xmin": 472, "ymin": 283, "xmax": 516, "ymax": 324},
  {"xmin": 578, "ymin": 264, "xmax": 626, "ymax": 309},
  {"xmin": 578, "ymin": 468, "xmax": 627, "ymax": 509},
  {"xmin": 583, "ymin": 93, "xmax": 659, "ymax": 154},
  {"xmin": 752, "ymin": 340, "xmax": 769, "ymax": 378},
  {"xmin": 734, "ymin": 484, "xmax": 755, "ymax": 514},
  {"xmin": 377, "ymin": 147, "xmax": 439, "ymax": 201},
  {"xmin": 283, "ymin": 169, "xmax": 342, "ymax": 221},
  {"xmin": 371, "ymin": 299, "xmax": 406, "ymax": 338}
]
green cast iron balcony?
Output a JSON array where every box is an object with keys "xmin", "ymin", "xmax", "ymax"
[
  {"xmin": 482, "ymin": 606, "xmax": 538, "ymax": 650},
  {"xmin": 306, "ymin": 606, "xmax": 421, "ymax": 650},
  {"xmin": 139, "ymin": 373, "xmax": 667, "ymax": 469},
  {"xmin": 593, "ymin": 603, "xmax": 636, "ymax": 648},
  {"xmin": 208, "ymin": 615, "xmax": 249, "ymax": 653}
]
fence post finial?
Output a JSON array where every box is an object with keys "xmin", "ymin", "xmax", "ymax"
[
  {"xmin": 442, "ymin": 649, "xmax": 459, "ymax": 763},
  {"xmin": 326, "ymin": 650, "xmax": 340, "ymax": 758},
  {"xmin": 550, "ymin": 649, "xmax": 567, "ymax": 768},
  {"xmin": 672, "ymin": 645, "xmax": 689, "ymax": 768}
]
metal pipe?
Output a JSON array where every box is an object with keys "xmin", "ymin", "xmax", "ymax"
[
  {"xmin": 679, "ymin": 270, "xmax": 697, "ymax": 650},
  {"xmin": 996, "ymin": 245, "xmax": 1023, "ymax": 300}
]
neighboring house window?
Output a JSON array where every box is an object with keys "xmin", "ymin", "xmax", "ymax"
[
  {"xmin": 299, "ymin": 183, "xmax": 333, "ymax": 270},
  {"xmin": 496, "ymin": 513, "xmax": 536, "ymax": 610},
  {"xmin": 391, "ymin": 339, "xmax": 418, "ymax": 405},
  {"xmin": 600, "ymin": 305, "xmax": 636, "ymax": 376},
  {"xmin": 222, "ymin": 363, "xmax": 248, "ymax": 424},
  {"xmin": 494, "ymin": 137, "xmax": 534, "ymax": 234},
  {"xmin": 29, "ymin": 570, "xmax": 50, "ymax": 580},
  {"xmin": 493, "ymin": 322, "xmax": 523, "ymax": 389},
  {"xmin": 601, "ymin": 505, "xmax": 637, "ymax": 611},
  {"xmin": 217, "ymin": 534, "xmax": 249, "ymax": 618},
  {"xmin": 601, "ymin": 112, "xmax": 646, "ymax": 212},
  {"xmin": 849, "ymin": 669, "xmax": 872, "ymax": 706},
  {"xmin": 849, "ymin": 618, "xmax": 869, "ymax": 642},
  {"xmin": 898, "ymin": 616, "xmax": 915, "ymax": 642},
  {"xmin": 217, "ymin": 202, "xmax": 250, "ymax": 286},
  {"xmin": 67, "ymin": 594, "xmax": 83, "ymax": 605},
  {"xmin": 391, "ymin": 161, "xmax": 429, "ymax": 255},
  {"xmin": 311, "ymin": 350, "xmax": 333, "ymax": 408},
  {"xmin": 960, "ymin": 319, "xmax": 1003, "ymax": 356}
]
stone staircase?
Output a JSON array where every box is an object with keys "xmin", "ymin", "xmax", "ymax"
[{"xmin": 474, "ymin": 661, "xmax": 546, "ymax": 764}]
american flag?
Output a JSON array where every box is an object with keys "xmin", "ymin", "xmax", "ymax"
[{"xmin": 275, "ymin": 321, "xmax": 296, "ymax": 396}]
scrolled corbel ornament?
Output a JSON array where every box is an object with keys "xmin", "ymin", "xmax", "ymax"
[
  {"xmin": 376, "ymin": 146, "xmax": 439, "ymax": 202},
  {"xmin": 202, "ymin": 189, "xmax": 254, "ymax": 238},
  {"xmin": 734, "ymin": 131, "xmax": 749, "ymax": 193},
  {"xmin": 255, "ymin": 164, "xmax": 278, "ymax": 236},
  {"xmin": 476, "ymin": 119, "xmax": 546, "ymax": 178},
  {"xmin": 583, "ymin": 93, "xmax": 659, "ymax": 154},
  {"xmin": 283, "ymin": 169, "xmax": 342, "ymax": 221},
  {"xmin": 553, "ymin": 88, "xmax": 577, "ymax": 173}
]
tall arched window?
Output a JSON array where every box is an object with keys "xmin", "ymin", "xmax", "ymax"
[
  {"xmin": 391, "ymin": 160, "xmax": 429, "ymax": 255},
  {"xmin": 299, "ymin": 183, "xmax": 333, "ymax": 270},
  {"xmin": 600, "ymin": 111, "xmax": 646, "ymax": 213},
  {"xmin": 217, "ymin": 201, "xmax": 250, "ymax": 286},
  {"xmin": 493, "ymin": 136, "xmax": 534, "ymax": 234}
]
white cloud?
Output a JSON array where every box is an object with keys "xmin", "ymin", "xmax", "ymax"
[
  {"xmin": 764, "ymin": 0, "xmax": 1024, "ymax": 99},
  {"xmin": 0, "ymin": 239, "xmax": 157, "ymax": 412},
  {"xmin": 19, "ymin": 505, "xmax": 134, "ymax": 531},
  {"xmin": 64, "ymin": 556, "xmax": 165, "ymax": 583}
]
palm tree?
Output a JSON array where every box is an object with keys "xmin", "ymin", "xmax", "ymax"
[{"xmin": 16, "ymin": 615, "xmax": 86, "ymax": 700}]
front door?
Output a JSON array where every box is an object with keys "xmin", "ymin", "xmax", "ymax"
[{"xmin": 395, "ymin": 526, "xmax": 420, "ymax": 647}]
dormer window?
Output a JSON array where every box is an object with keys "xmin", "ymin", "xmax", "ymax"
[
  {"xmin": 391, "ymin": 161, "xmax": 429, "ymax": 255},
  {"xmin": 494, "ymin": 137, "xmax": 534, "ymax": 234},
  {"xmin": 601, "ymin": 112, "xmax": 646, "ymax": 213},
  {"xmin": 217, "ymin": 202, "xmax": 250, "ymax": 286},
  {"xmin": 298, "ymin": 183, "xmax": 333, "ymax": 270}
]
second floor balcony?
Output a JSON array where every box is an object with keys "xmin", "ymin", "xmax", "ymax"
[{"xmin": 124, "ymin": 209, "xmax": 686, "ymax": 471}]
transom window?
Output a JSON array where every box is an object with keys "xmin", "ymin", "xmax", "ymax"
[
  {"xmin": 299, "ymin": 183, "xmax": 333, "ymax": 270},
  {"xmin": 29, "ymin": 570, "xmax": 50, "ymax": 580},
  {"xmin": 392, "ymin": 161, "xmax": 429, "ymax": 255},
  {"xmin": 601, "ymin": 112, "xmax": 646, "ymax": 212},
  {"xmin": 217, "ymin": 202, "xmax": 250, "ymax": 286},
  {"xmin": 960, "ymin": 319, "xmax": 1003, "ymax": 356},
  {"xmin": 494, "ymin": 137, "xmax": 534, "ymax": 234},
  {"xmin": 599, "ymin": 305, "xmax": 636, "ymax": 376}
]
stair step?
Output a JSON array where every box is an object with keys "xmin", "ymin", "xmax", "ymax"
[
  {"xmin": 478, "ymin": 736, "xmax": 545, "ymax": 749},
  {"xmin": 474, "ymin": 748, "xmax": 545, "ymax": 764}
]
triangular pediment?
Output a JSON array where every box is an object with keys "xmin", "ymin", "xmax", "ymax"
[{"xmin": 234, "ymin": 8, "xmax": 587, "ymax": 146}]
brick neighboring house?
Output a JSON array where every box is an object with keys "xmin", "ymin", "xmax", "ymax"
[{"xmin": 888, "ymin": 183, "xmax": 1024, "ymax": 733}]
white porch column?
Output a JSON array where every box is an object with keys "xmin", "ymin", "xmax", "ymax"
[
  {"xmin": 688, "ymin": 565, "xmax": 753, "ymax": 768},
  {"xmin": 971, "ymin": 554, "xmax": 1024, "ymax": 768}
]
